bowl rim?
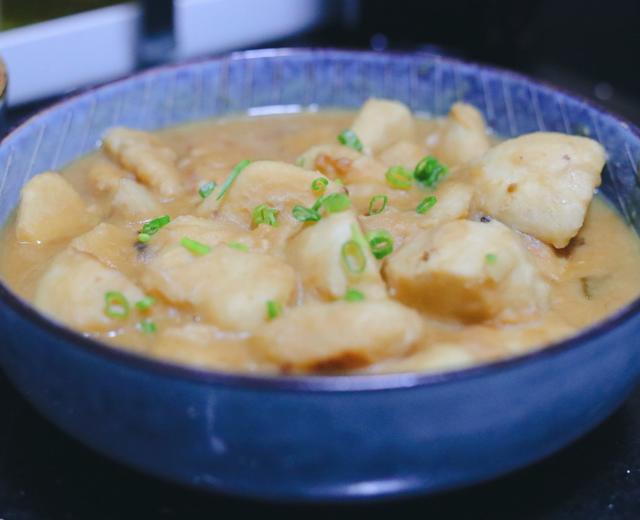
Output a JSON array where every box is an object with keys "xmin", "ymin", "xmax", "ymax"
[{"xmin": 1, "ymin": 46, "xmax": 639, "ymax": 392}]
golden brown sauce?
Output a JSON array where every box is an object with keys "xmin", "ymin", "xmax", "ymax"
[{"xmin": 1, "ymin": 107, "xmax": 639, "ymax": 375}]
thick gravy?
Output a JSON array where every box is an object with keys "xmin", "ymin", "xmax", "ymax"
[{"xmin": 1, "ymin": 100, "xmax": 638, "ymax": 375}]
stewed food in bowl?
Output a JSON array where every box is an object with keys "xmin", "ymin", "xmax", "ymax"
[{"xmin": 2, "ymin": 97, "xmax": 639, "ymax": 374}]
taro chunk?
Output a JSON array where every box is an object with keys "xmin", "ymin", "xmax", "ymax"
[
  {"xmin": 371, "ymin": 343, "xmax": 476, "ymax": 374},
  {"xmin": 87, "ymin": 159, "xmax": 130, "ymax": 193},
  {"xmin": 152, "ymin": 324, "xmax": 271, "ymax": 373},
  {"xmin": 433, "ymin": 102, "xmax": 490, "ymax": 167},
  {"xmin": 469, "ymin": 132, "xmax": 606, "ymax": 248},
  {"xmin": 359, "ymin": 181, "xmax": 474, "ymax": 251},
  {"xmin": 296, "ymin": 144, "xmax": 361, "ymax": 173},
  {"xmin": 111, "ymin": 178, "xmax": 162, "ymax": 222},
  {"xmin": 287, "ymin": 211, "xmax": 387, "ymax": 301},
  {"xmin": 296, "ymin": 144, "xmax": 389, "ymax": 185},
  {"xmin": 103, "ymin": 127, "xmax": 182, "ymax": 197},
  {"xmin": 425, "ymin": 181, "xmax": 474, "ymax": 223},
  {"xmin": 71, "ymin": 223, "xmax": 138, "ymax": 278},
  {"xmin": 141, "ymin": 245, "xmax": 296, "ymax": 331},
  {"xmin": 16, "ymin": 172, "xmax": 94, "ymax": 243},
  {"xmin": 379, "ymin": 140, "xmax": 426, "ymax": 170},
  {"xmin": 383, "ymin": 219, "xmax": 550, "ymax": 323},
  {"xmin": 35, "ymin": 249, "xmax": 144, "ymax": 332},
  {"xmin": 251, "ymin": 300, "xmax": 424, "ymax": 372},
  {"xmin": 350, "ymin": 98, "xmax": 414, "ymax": 154},
  {"xmin": 152, "ymin": 215, "xmax": 253, "ymax": 251}
]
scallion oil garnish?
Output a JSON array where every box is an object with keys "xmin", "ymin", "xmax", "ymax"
[
  {"xmin": 485, "ymin": 253, "xmax": 498, "ymax": 265},
  {"xmin": 414, "ymin": 155, "xmax": 448, "ymax": 188},
  {"xmin": 104, "ymin": 291, "xmax": 130, "ymax": 319},
  {"xmin": 416, "ymin": 195, "xmax": 438, "ymax": 214},
  {"xmin": 216, "ymin": 159, "xmax": 251, "ymax": 201},
  {"xmin": 292, "ymin": 205, "xmax": 321, "ymax": 222},
  {"xmin": 344, "ymin": 288, "xmax": 365, "ymax": 302},
  {"xmin": 341, "ymin": 240, "xmax": 367, "ymax": 274},
  {"xmin": 337, "ymin": 129, "xmax": 363, "ymax": 152},
  {"xmin": 366, "ymin": 230, "xmax": 394, "ymax": 260},
  {"xmin": 314, "ymin": 192, "xmax": 351, "ymax": 213},
  {"xmin": 138, "ymin": 318, "xmax": 157, "ymax": 333},
  {"xmin": 180, "ymin": 237, "xmax": 211, "ymax": 255},
  {"xmin": 266, "ymin": 299, "xmax": 283, "ymax": 320},
  {"xmin": 227, "ymin": 241, "xmax": 249, "ymax": 252},
  {"xmin": 252, "ymin": 203, "xmax": 278, "ymax": 227},
  {"xmin": 368, "ymin": 194, "xmax": 388, "ymax": 215},
  {"xmin": 135, "ymin": 296, "xmax": 156, "ymax": 311},
  {"xmin": 138, "ymin": 214, "xmax": 170, "ymax": 242},
  {"xmin": 311, "ymin": 177, "xmax": 329, "ymax": 194},
  {"xmin": 198, "ymin": 180, "xmax": 216, "ymax": 199},
  {"xmin": 385, "ymin": 165, "xmax": 413, "ymax": 190}
]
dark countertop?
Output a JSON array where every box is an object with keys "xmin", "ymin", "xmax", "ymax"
[{"xmin": 0, "ymin": 368, "xmax": 639, "ymax": 519}]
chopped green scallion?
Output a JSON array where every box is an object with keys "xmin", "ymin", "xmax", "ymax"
[
  {"xmin": 138, "ymin": 214, "xmax": 170, "ymax": 242},
  {"xmin": 344, "ymin": 288, "xmax": 365, "ymax": 302},
  {"xmin": 485, "ymin": 253, "xmax": 498, "ymax": 265},
  {"xmin": 414, "ymin": 155, "xmax": 448, "ymax": 188},
  {"xmin": 180, "ymin": 237, "xmax": 211, "ymax": 255},
  {"xmin": 314, "ymin": 192, "xmax": 351, "ymax": 213},
  {"xmin": 350, "ymin": 222, "xmax": 370, "ymax": 256},
  {"xmin": 367, "ymin": 230, "xmax": 394, "ymax": 260},
  {"xmin": 292, "ymin": 205, "xmax": 321, "ymax": 222},
  {"xmin": 337, "ymin": 129, "xmax": 363, "ymax": 152},
  {"xmin": 135, "ymin": 296, "xmax": 156, "ymax": 311},
  {"xmin": 266, "ymin": 299, "xmax": 283, "ymax": 320},
  {"xmin": 138, "ymin": 318, "xmax": 157, "ymax": 333},
  {"xmin": 104, "ymin": 291, "xmax": 130, "ymax": 319},
  {"xmin": 341, "ymin": 240, "xmax": 367, "ymax": 274},
  {"xmin": 141, "ymin": 215, "xmax": 171, "ymax": 235},
  {"xmin": 385, "ymin": 166, "xmax": 413, "ymax": 190},
  {"xmin": 227, "ymin": 241, "xmax": 249, "ymax": 252},
  {"xmin": 198, "ymin": 180, "xmax": 216, "ymax": 199},
  {"xmin": 311, "ymin": 177, "xmax": 329, "ymax": 194},
  {"xmin": 368, "ymin": 194, "xmax": 388, "ymax": 215},
  {"xmin": 216, "ymin": 159, "xmax": 251, "ymax": 200},
  {"xmin": 252, "ymin": 203, "xmax": 278, "ymax": 227},
  {"xmin": 416, "ymin": 195, "xmax": 438, "ymax": 214}
]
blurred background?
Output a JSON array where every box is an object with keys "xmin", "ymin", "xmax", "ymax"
[{"xmin": 1, "ymin": 0, "xmax": 639, "ymax": 123}]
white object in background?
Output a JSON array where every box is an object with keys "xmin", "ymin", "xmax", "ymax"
[
  {"xmin": 175, "ymin": 0, "xmax": 324, "ymax": 59},
  {"xmin": 0, "ymin": 4, "xmax": 138, "ymax": 106},
  {"xmin": 0, "ymin": 0, "xmax": 326, "ymax": 106}
]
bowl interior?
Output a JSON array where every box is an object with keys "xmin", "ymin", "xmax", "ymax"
[
  {"xmin": 2, "ymin": 49, "xmax": 640, "ymax": 227},
  {"xmin": 0, "ymin": 48, "xmax": 639, "ymax": 388}
]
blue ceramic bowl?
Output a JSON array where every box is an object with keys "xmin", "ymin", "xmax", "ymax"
[{"xmin": 0, "ymin": 49, "xmax": 639, "ymax": 501}]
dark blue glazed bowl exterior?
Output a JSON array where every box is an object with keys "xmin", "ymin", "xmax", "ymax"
[{"xmin": 0, "ymin": 49, "xmax": 639, "ymax": 501}]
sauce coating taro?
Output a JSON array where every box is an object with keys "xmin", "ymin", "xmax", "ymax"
[{"xmin": 1, "ymin": 98, "xmax": 639, "ymax": 375}]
